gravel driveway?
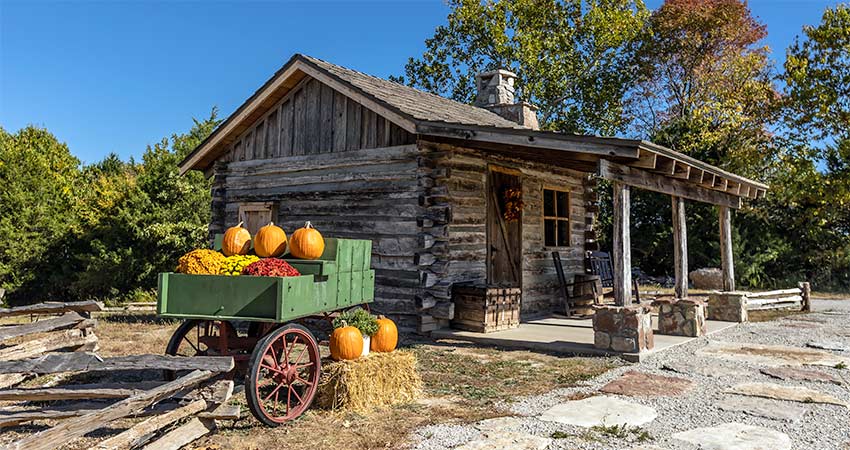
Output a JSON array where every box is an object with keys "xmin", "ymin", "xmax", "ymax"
[{"xmin": 411, "ymin": 299, "xmax": 850, "ymax": 450}]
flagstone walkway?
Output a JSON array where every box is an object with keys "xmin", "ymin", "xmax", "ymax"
[{"xmin": 412, "ymin": 299, "xmax": 850, "ymax": 450}]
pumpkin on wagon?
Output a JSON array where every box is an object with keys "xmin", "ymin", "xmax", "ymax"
[{"xmin": 157, "ymin": 221, "xmax": 379, "ymax": 426}]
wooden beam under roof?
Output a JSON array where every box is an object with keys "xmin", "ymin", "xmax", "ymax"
[
  {"xmin": 629, "ymin": 149, "xmax": 657, "ymax": 169},
  {"xmin": 672, "ymin": 162, "xmax": 691, "ymax": 180},
  {"xmin": 652, "ymin": 156, "xmax": 676, "ymax": 175},
  {"xmin": 638, "ymin": 140, "xmax": 768, "ymax": 191},
  {"xmin": 598, "ymin": 160, "xmax": 742, "ymax": 209},
  {"xmin": 416, "ymin": 123, "xmax": 640, "ymax": 159},
  {"xmin": 713, "ymin": 177, "xmax": 728, "ymax": 192},
  {"xmin": 688, "ymin": 168, "xmax": 704, "ymax": 183},
  {"xmin": 726, "ymin": 181, "xmax": 741, "ymax": 196}
]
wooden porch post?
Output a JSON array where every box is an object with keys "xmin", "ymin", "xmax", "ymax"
[
  {"xmin": 613, "ymin": 182, "xmax": 632, "ymax": 305},
  {"xmin": 719, "ymin": 205, "xmax": 735, "ymax": 291},
  {"xmin": 672, "ymin": 196, "xmax": 688, "ymax": 298}
]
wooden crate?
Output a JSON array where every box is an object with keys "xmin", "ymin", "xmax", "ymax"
[{"xmin": 451, "ymin": 283, "xmax": 521, "ymax": 333}]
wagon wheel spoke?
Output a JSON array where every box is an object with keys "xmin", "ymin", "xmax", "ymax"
[
  {"xmin": 181, "ymin": 335, "xmax": 200, "ymax": 354},
  {"xmin": 257, "ymin": 377, "xmax": 276, "ymax": 388},
  {"xmin": 260, "ymin": 363, "xmax": 285, "ymax": 375},
  {"xmin": 284, "ymin": 335, "xmax": 299, "ymax": 365},
  {"xmin": 286, "ymin": 385, "xmax": 292, "ymax": 415},
  {"xmin": 263, "ymin": 382, "xmax": 286, "ymax": 403},
  {"xmin": 293, "ymin": 374, "xmax": 314, "ymax": 387},
  {"xmin": 266, "ymin": 341, "xmax": 279, "ymax": 369},
  {"xmin": 292, "ymin": 345, "xmax": 308, "ymax": 366},
  {"xmin": 293, "ymin": 362, "xmax": 314, "ymax": 371},
  {"xmin": 289, "ymin": 384, "xmax": 305, "ymax": 405}
]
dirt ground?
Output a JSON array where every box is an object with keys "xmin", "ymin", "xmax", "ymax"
[{"xmin": 0, "ymin": 313, "xmax": 617, "ymax": 450}]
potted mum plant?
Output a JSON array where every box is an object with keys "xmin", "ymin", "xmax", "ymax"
[{"xmin": 333, "ymin": 309, "xmax": 378, "ymax": 357}]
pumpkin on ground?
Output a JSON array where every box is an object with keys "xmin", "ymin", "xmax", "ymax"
[
  {"xmin": 222, "ymin": 221, "xmax": 251, "ymax": 256},
  {"xmin": 330, "ymin": 324, "xmax": 363, "ymax": 361},
  {"xmin": 370, "ymin": 316, "xmax": 398, "ymax": 352},
  {"xmin": 254, "ymin": 222, "xmax": 287, "ymax": 257},
  {"xmin": 289, "ymin": 221, "xmax": 325, "ymax": 260}
]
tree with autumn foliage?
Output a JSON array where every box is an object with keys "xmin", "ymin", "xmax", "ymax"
[{"xmin": 627, "ymin": 0, "xmax": 779, "ymax": 172}]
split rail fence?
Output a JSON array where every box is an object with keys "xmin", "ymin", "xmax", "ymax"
[
  {"xmin": 0, "ymin": 300, "xmax": 238, "ymax": 450},
  {"xmin": 745, "ymin": 282, "xmax": 812, "ymax": 312}
]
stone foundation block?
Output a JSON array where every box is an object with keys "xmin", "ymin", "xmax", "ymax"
[
  {"xmin": 657, "ymin": 298, "xmax": 707, "ymax": 337},
  {"xmin": 593, "ymin": 303, "xmax": 654, "ymax": 353},
  {"xmin": 708, "ymin": 291, "xmax": 749, "ymax": 322}
]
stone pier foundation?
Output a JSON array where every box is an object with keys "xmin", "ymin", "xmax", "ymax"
[
  {"xmin": 593, "ymin": 303, "xmax": 654, "ymax": 353},
  {"xmin": 707, "ymin": 291, "xmax": 749, "ymax": 322},
  {"xmin": 657, "ymin": 298, "xmax": 707, "ymax": 337}
]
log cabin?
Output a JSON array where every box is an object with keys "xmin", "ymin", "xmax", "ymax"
[{"xmin": 179, "ymin": 54, "xmax": 766, "ymax": 332}]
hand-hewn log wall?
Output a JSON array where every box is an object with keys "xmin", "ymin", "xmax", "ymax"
[
  {"xmin": 418, "ymin": 141, "xmax": 590, "ymax": 320},
  {"xmin": 211, "ymin": 144, "xmax": 421, "ymax": 330}
]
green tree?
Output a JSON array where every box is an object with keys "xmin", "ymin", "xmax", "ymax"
[
  {"xmin": 0, "ymin": 126, "xmax": 81, "ymax": 295},
  {"xmin": 67, "ymin": 111, "xmax": 220, "ymax": 302},
  {"xmin": 3, "ymin": 110, "xmax": 220, "ymax": 304},
  {"xmin": 773, "ymin": 4, "xmax": 850, "ymax": 289},
  {"xmin": 394, "ymin": 0, "xmax": 649, "ymax": 135},
  {"xmin": 783, "ymin": 4, "xmax": 850, "ymax": 142}
]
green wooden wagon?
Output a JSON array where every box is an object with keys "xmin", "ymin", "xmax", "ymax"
[{"xmin": 157, "ymin": 237, "xmax": 374, "ymax": 426}]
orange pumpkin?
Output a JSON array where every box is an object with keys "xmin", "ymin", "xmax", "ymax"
[
  {"xmin": 289, "ymin": 221, "xmax": 325, "ymax": 260},
  {"xmin": 330, "ymin": 325, "xmax": 363, "ymax": 361},
  {"xmin": 222, "ymin": 221, "xmax": 251, "ymax": 256},
  {"xmin": 254, "ymin": 222, "xmax": 287, "ymax": 257},
  {"xmin": 370, "ymin": 316, "xmax": 398, "ymax": 352}
]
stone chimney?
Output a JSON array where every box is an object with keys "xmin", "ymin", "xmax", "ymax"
[{"xmin": 474, "ymin": 69, "xmax": 540, "ymax": 130}]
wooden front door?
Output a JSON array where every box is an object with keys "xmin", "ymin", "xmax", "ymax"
[{"xmin": 487, "ymin": 166, "xmax": 522, "ymax": 286}]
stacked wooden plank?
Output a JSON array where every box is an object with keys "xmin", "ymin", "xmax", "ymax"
[
  {"xmin": 746, "ymin": 285, "xmax": 809, "ymax": 311},
  {"xmin": 0, "ymin": 301, "xmax": 238, "ymax": 449}
]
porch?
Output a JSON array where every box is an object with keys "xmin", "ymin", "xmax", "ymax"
[{"xmin": 433, "ymin": 313, "xmax": 737, "ymax": 362}]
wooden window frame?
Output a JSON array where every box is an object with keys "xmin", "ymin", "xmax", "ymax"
[
  {"xmin": 237, "ymin": 202, "xmax": 277, "ymax": 235},
  {"xmin": 542, "ymin": 187, "xmax": 571, "ymax": 249}
]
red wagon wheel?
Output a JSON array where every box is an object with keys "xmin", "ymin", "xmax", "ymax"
[
  {"xmin": 245, "ymin": 323, "xmax": 321, "ymax": 426},
  {"xmin": 164, "ymin": 319, "xmax": 242, "ymax": 381}
]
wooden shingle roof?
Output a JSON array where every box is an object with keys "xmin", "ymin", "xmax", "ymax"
[{"xmin": 301, "ymin": 55, "xmax": 524, "ymax": 129}]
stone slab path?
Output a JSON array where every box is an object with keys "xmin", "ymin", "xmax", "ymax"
[
  {"xmin": 600, "ymin": 371, "xmax": 693, "ymax": 397},
  {"xmin": 726, "ymin": 382, "xmax": 848, "ymax": 407},
  {"xmin": 672, "ymin": 422, "xmax": 793, "ymax": 450},
  {"xmin": 715, "ymin": 395, "xmax": 808, "ymax": 422},
  {"xmin": 760, "ymin": 366, "xmax": 843, "ymax": 385},
  {"xmin": 412, "ymin": 300, "xmax": 850, "ymax": 450},
  {"xmin": 538, "ymin": 395, "xmax": 658, "ymax": 427}
]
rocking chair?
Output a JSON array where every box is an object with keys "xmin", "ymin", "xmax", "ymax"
[{"xmin": 553, "ymin": 251, "xmax": 640, "ymax": 317}]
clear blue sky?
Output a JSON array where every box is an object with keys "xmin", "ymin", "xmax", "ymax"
[{"xmin": 0, "ymin": 0, "xmax": 841, "ymax": 164}]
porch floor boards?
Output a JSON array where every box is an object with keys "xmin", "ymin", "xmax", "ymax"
[{"xmin": 430, "ymin": 315, "xmax": 736, "ymax": 362}]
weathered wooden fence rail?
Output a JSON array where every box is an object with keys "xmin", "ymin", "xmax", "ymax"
[
  {"xmin": 745, "ymin": 282, "xmax": 811, "ymax": 312},
  {"xmin": 0, "ymin": 302, "xmax": 239, "ymax": 450}
]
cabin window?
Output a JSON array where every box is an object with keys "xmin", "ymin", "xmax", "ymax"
[
  {"xmin": 543, "ymin": 188, "xmax": 570, "ymax": 247},
  {"xmin": 238, "ymin": 202, "xmax": 276, "ymax": 235}
]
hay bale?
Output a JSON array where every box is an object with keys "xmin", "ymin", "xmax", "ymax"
[{"xmin": 317, "ymin": 350, "xmax": 422, "ymax": 412}]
